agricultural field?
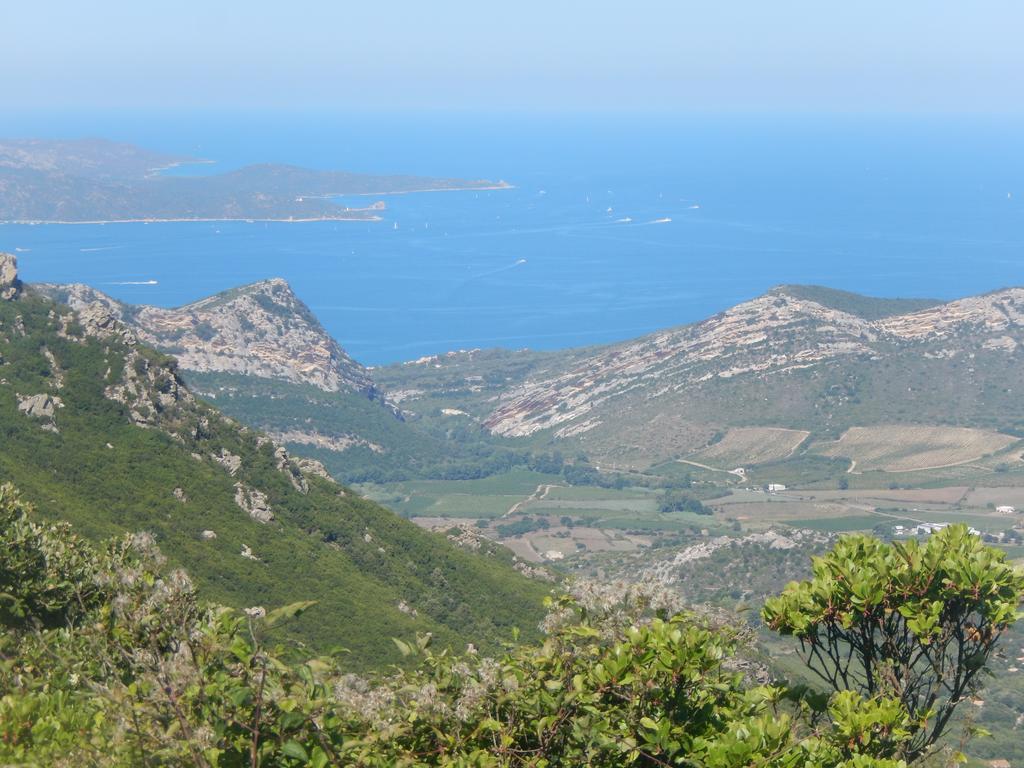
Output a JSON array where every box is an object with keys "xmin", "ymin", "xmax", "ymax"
[
  {"xmin": 358, "ymin": 455, "xmax": 1024, "ymax": 567},
  {"xmin": 705, "ymin": 486, "xmax": 1024, "ymax": 537},
  {"xmin": 688, "ymin": 427, "xmax": 810, "ymax": 468},
  {"xmin": 813, "ymin": 425, "xmax": 1020, "ymax": 472},
  {"xmin": 355, "ymin": 469, "xmax": 563, "ymax": 519}
]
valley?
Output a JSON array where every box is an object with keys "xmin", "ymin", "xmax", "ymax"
[{"xmin": 11, "ymin": 250, "xmax": 1024, "ymax": 762}]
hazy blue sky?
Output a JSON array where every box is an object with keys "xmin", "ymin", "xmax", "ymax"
[{"xmin": 4, "ymin": 1, "xmax": 1022, "ymax": 113}]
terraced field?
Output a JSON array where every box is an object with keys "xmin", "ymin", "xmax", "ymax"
[
  {"xmin": 814, "ymin": 425, "xmax": 1019, "ymax": 472},
  {"xmin": 689, "ymin": 427, "xmax": 810, "ymax": 468}
]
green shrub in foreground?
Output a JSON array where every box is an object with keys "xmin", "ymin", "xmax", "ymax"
[
  {"xmin": 2, "ymin": 485, "xmax": 1021, "ymax": 766},
  {"xmin": 764, "ymin": 525, "xmax": 1024, "ymax": 762}
]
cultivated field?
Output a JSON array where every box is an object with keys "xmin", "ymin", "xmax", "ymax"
[
  {"xmin": 814, "ymin": 425, "xmax": 1019, "ymax": 472},
  {"xmin": 689, "ymin": 427, "xmax": 810, "ymax": 468}
]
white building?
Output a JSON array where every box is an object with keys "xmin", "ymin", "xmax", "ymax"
[
  {"xmin": 767, "ymin": 483, "xmax": 787, "ymax": 493},
  {"xmin": 997, "ymin": 505, "xmax": 1016, "ymax": 515},
  {"xmin": 914, "ymin": 522, "xmax": 949, "ymax": 535}
]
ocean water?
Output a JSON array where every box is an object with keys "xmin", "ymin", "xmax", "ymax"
[{"xmin": 2, "ymin": 112, "xmax": 1023, "ymax": 364}]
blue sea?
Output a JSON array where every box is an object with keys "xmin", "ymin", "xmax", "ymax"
[{"xmin": 2, "ymin": 112, "xmax": 1023, "ymax": 364}]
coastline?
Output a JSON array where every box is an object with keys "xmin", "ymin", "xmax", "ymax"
[
  {"xmin": 330, "ymin": 181, "xmax": 515, "ymax": 197},
  {"xmin": 1, "ymin": 214, "xmax": 384, "ymax": 225},
  {"xmin": 145, "ymin": 158, "xmax": 217, "ymax": 178},
  {"xmin": 0, "ymin": 181, "xmax": 513, "ymax": 225}
]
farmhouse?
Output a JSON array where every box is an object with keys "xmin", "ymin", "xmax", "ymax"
[
  {"xmin": 767, "ymin": 483, "xmax": 787, "ymax": 493},
  {"xmin": 905, "ymin": 522, "xmax": 981, "ymax": 537}
]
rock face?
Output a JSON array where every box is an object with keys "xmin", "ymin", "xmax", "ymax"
[
  {"xmin": 35, "ymin": 279, "xmax": 373, "ymax": 394},
  {"xmin": 106, "ymin": 348, "xmax": 195, "ymax": 428},
  {"xmin": 274, "ymin": 446, "xmax": 309, "ymax": 494},
  {"xmin": 234, "ymin": 483, "xmax": 274, "ymax": 523},
  {"xmin": 295, "ymin": 457, "xmax": 333, "ymax": 481},
  {"xmin": 0, "ymin": 253, "xmax": 21, "ymax": 300},
  {"xmin": 17, "ymin": 393, "xmax": 63, "ymax": 432},
  {"xmin": 481, "ymin": 287, "xmax": 1024, "ymax": 441},
  {"xmin": 212, "ymin": 449, "xmax": 243, "ymax": 476},
  {"xmin": 265, "ymin": 429, "xmax": 385, "ymax": 454}
]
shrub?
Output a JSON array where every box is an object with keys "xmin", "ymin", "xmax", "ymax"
[{"xmin": 763, "ymin": 525, "xmax": 1024, "ymax": 761}]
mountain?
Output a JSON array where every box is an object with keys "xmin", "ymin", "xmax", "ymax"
[
  {"xmin": 40, "ymin": 272, "xmax": 1024, "ymax": 489},
  {"xmin": 0, "ymin": 138, "xmax": 510, "ymax": 222},
  {"xmin": 33, "ymin": 279, "xmax": 520, "ymax": 483},
  {"xmin": 37, "ymin": 277, "xmax": 376, "ymax": 394},
  {"xmin": 374, "ymin": 284, "xmax": 1024, "ymax": 475},
  {"xmin": 1, "ymin": 253, "xmax": 549, "ymax": 668}
]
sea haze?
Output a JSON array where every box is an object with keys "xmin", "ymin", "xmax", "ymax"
[{"xmin": 2, "ymin": 112, "xmax": 1023, "ymax": 365}]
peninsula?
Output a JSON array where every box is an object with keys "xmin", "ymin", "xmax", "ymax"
[{"xmin": 0, "ymin": 138, "xmax": 511, "ymax": 223}]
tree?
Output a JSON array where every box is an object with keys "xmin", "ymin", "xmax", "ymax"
[
  {"xmin": 658, "ymin": 489, "xmax": 711, "ymax": 515},
  {"xmin": 3, "ymin": 483, "xmax": 1019, "ymax": 766},
  {"xmin": 763, "ymin": 525, "xmax": 1024, "ymax": 761}
]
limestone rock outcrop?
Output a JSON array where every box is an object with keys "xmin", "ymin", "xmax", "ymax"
[
  {"xmin": 17, "ymin": 392, "xmax": 63, "ymax": 432},
  {"xmin": 35, "ymin": 278, "xmax": 375, "ymax": 394},
  {"xmin": 0, "ymin": 253, "xmax": 20, "ymax": 300},
  {"xmin": 234, "ymin": 483, "xmax": 274, "ymax": 523},
  {"xmin": 481, "ymin": 288, "xmax": 1024, "ymax": 441}
]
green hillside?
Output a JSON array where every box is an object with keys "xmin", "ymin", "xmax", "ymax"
[
  {"xmin": 0, "ymin": 275, "xmax": 549, "ymax": 669},
  {"xmin": 185, "ymin": 371, "xmax": 540, "ymax": 483},
  {"xmin": 772, "ymin": 284, "xmax": 941, "ymax": 319}
]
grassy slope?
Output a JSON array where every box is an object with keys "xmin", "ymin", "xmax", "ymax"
[
  {"xmin": 773, "ymin": 285, "xmax": 942, "ymax": 319},
  {"xmin": 184, "ymin": 371, "xmax": 544, "ymax": 484},
  {"xmin": 0, "ymin": 294, "xmax": 549, "ymax": 669}
]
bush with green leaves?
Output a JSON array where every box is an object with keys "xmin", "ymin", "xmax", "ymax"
[
  {"xmin": 3, "ymin": 487, "xmax": 1019, "ymax": 766},
  {"xmin": 763, "ymin": 525, "xmax": 1024, "ymax": 761}
]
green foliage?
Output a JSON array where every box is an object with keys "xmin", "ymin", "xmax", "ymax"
[
  {"xmin": 0, "ymin": 293, "xmax": 548, "ymax": 668},
  {"xmin": 763, "ymin": 525, "xmax": 1024, "ymax": 760},
  {"xmin": 0, "ymin": 514, "xmax": 925, "ymax": 766},
  {"xmin": 0, "ymin": 484, "xmax": 103, "ymax": 628},
  {"xmin": 774, "ymin": 286, "xmax": 940, "ymax": 321},
  {"xmin": 494, "ymin": 516, "xmax": 549, "ymax": 538},
  {"xmin": 658, "ymin": 489, "xmax": 710, "ymax": 515}
]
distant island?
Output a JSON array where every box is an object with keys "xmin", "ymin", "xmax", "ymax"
[{"xmin": 0, "ymin": 138, "xmax": 511, "ymax": 223}]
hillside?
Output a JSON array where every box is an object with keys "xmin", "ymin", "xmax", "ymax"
[
  {"xmin": 0, "ymin": 253, "xmax": 549, "ymax": 668},
  {"xmin": 38, "ymin": 274, "xmax": 1024, "ymax": 490},
  {"xmin": 375, "ymin": 284, "xmax": 1024, "ymax": 475},
  {"xmin": 33, "ymin": 279, "xmax": 536, "ymax": 483},
  {"xmin": 0, "ymin": 138, "xmax": 510, "ymax": 222}
]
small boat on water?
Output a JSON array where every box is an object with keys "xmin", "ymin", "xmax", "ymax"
[{"xmin": 650, "ymin": 217, "xmax": 672, "ymax": 224}]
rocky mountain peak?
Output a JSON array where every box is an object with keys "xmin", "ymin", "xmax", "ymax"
[
  {"xmin": 0, "ymin": 252, "xmax": 21, "ymax": 300},
  {"xmin": 33, "ymin": 277, "xmax": 374, "ymax": 395}
]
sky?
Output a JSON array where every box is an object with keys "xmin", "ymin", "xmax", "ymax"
[{"xmin": 3, "ymin": 1, "xmax": 1023, "ymax": 113}]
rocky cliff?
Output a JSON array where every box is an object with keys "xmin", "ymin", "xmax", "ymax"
[
  {"xmin": 480, "ymin": 287, "xmax": 1024, "ymax": 443},
  {"xmin": 35, "ymin": 278, "xmax": 375, "ymax": 394}
]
